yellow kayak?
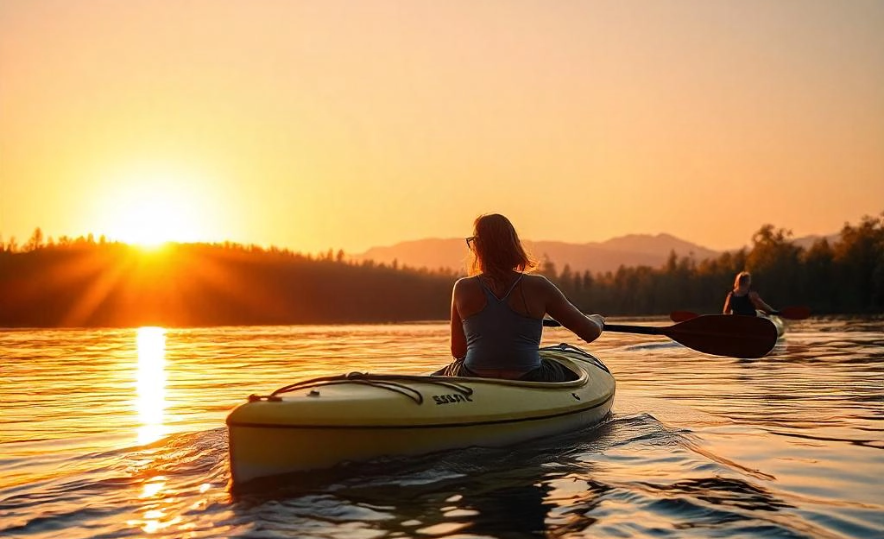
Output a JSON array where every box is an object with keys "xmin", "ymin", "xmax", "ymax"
[{"xmin": 227, "ymin": 343, "xmax": 615, "ymax": 485}]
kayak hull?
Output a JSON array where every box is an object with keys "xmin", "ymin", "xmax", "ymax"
[
  {"xmin": 227, "ymin": 344, "xmax": 615, "ymax": 485},
  {"xmin": 228, "ymin": 394, "xmax": 613, "ymax": 484}
]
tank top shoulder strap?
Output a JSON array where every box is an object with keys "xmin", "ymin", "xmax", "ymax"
[
  {"xmin": 499, "ymin": 273, "xmax": 524, "ymax": 301},
  {"xmin": 475, "ymin": 276, "xmax": 497, "ymax": 300},
  {"xmin": 476, "ymin": 274, "xmax": 523, "ymax": 302}
]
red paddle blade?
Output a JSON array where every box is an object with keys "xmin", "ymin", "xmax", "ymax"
[
  {"xmin": 670, "ymin": 311, "xmax": 700, "ymax": 322},
  {"xmin": 661, "ymin": 315, "xmax": 779, "ymax": 358},
  {"xmin": 779, "ymin": 306, "xmax": 811, "ymax": 320},
  {"xmin": 673, "ymin": 307, "xmax": 810, "ymax": 322}
]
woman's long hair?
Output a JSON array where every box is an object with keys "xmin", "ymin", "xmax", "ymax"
[
  {"xmin": 468, "ymin": 214, "xmax": 536, "ymax": 284},
  {"xmin": 733, "ymin": 271, "xmax": 751, "ymax": 290}
]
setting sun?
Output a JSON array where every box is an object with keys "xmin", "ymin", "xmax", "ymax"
[
  {"xmin": 112, "ymin": 192, "xmax": 197, "ymax": 247},
  {"xmin": 96, "ymin": 173, "xmax": 209, "ymax": 247}
]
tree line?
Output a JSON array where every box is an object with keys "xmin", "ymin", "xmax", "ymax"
[
  {"xmin": 1, "ymin": 214, "xmax": 881, "ymax": 327},
  {"xmin": 542, "ymin": 214, "xmax": 884, "ymax": 316}
]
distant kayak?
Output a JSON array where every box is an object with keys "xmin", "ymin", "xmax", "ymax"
[{"xmin": 227, "ymin": 343, "xmax": 616, "ymax": 486}]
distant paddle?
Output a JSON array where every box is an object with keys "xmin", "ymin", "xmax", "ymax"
[
  {"xmin": 543, "ymin": 315, "xmax": 779, "ymax": 358},
  {"xmin": 670, "ymin": 306, "xmax": 811, "ymax": 322},
  {"xmin": 669, "ymin": 310, "xmax": 702, "ymax": 322}
]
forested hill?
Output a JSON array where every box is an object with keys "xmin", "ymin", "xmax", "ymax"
[
  {"xmin": 1, "ymin": 214, "xmax": 881, "ymax": 328},
  {"xmin": 0, "ymin": 242, "xmax": 457, "ymax": 328}
]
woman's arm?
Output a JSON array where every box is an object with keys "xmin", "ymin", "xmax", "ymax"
[
  {"xmin": 449, "ymin": 280, "xmax": 467, "ymax": 359},
  {"xmin": 542, "ymin": 278, "xmax": 603, "ymax": 344},
  {"xmin": 749, "ymin": 291, "xmax": 776, "ymax": 314},
  {"xmin": 722, "ymin": 292, "xmax": 732, "ymax": 314}
]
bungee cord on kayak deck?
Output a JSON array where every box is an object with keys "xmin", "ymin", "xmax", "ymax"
[
  {"xmin": 255, "ymin": 372, "xmax": 477, "ymax": 405},
  {"xmin": 250, "ymin": 344, "xmax": 609, "ymax": 407}
]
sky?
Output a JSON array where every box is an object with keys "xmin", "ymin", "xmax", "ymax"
[{"xmin": 1, "ymin": 0, "xmax": 882, "ymax": 253}]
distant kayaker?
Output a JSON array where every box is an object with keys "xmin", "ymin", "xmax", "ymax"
[
  {"xmin": 436, "ymin": 213, "xmax": 604, "ymax": 382},
  {"xmin": 723, "ymin": 271, "xmax": 778, "ymax": 316}
]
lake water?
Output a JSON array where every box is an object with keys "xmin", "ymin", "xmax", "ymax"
[{"xmin": 1, "ymin": 318, "xmax": 882, "ymax": 538}]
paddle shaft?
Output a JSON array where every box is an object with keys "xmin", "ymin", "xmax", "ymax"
[
  {"xmin": 603, "ymin": 324, "xmax": 662, "ymax": 335},
  {"xmin": 543, "ymin": 320, "xmax": 674, "ymax": 334}
]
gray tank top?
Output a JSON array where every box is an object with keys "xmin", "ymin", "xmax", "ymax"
[{"xmin": 463, "ymin": 274, "xmax": 543, "ymax": 372}]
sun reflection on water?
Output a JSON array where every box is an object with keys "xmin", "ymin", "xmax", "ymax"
[{"xmin": 136, "ymin": 327, "xmax": 167, "ymax": 445}]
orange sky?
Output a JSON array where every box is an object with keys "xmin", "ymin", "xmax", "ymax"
[{"xmin": 1, "ymin": 0, "xmax": 882, "ymax": 253}]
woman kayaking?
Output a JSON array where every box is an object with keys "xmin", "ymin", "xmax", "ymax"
[
  {"xmin": 436, "ymin": 213, "xmax": 604, "ymax": 382},
  {"xmin": 723, "ymin": 271, "xmax": 779, "ymax": 316}
]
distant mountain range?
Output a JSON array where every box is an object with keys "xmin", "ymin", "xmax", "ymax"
[
  {"xmin": 351, "ymin": 232, "xmax": 839, "ymax": 275},
  {"xmin": 791, "ymin": 233, "xmax": 840, "ymax": 251}
]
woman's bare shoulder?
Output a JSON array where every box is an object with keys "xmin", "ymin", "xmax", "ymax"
[
  {"xmin": 454, "ymin": 275, "xmax": 479, "ymax": 291},
  {"xmin": 522, "ymin": 273, "xmax": 555, "ymax": 293}
]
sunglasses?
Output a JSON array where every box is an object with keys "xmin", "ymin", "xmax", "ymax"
[{"xmin": 465, "ymin": 236, "xmax": 477, "ymax": 248}]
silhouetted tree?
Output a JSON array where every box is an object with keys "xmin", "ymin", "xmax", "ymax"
[
  {"xmin": 26, "ymin": 228, "xmax": 44, "ymax": 251},
  {"xmin": 832, "ymin": 214, "xmax": 884, "ymax": 312}
]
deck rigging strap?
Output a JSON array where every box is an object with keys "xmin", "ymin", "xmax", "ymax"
[{"xmin": 261, "ymin": 372, "xmax": 474, "ymax": 405}]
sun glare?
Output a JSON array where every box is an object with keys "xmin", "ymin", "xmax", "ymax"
[
  {"xmin": 115, "ymin": 191, "xmax": 200, "ymax": 248},
  {"xmin": 136, "ymin": 326, "xmax": 167, "ymax": 445},
  {"xmin": 99, "ymin": 172, "xmax": 209, "ymax": 248}
]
